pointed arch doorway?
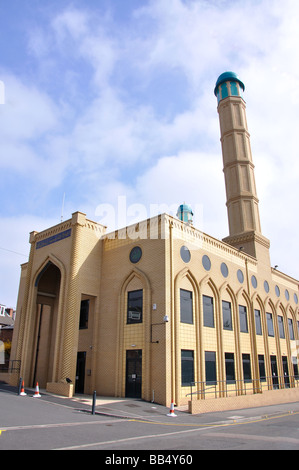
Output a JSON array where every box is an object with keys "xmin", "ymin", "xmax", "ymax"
[{"xmin": 33, "ymin": 262, "xmax": 61, "ymax": 388}]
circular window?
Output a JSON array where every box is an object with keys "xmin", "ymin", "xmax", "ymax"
[
  {"xmin": 294, "ymin": 293, "xmax": 298, "ymax": 305},
  {"xmin": 251, "ymin": 275, "xmax": 257, "ymax": 289},
  {"xmin": 285, "ymin": 289, "xmax": 290, "ymax": 301},
  {"xmin": 180, "ymin": 246, "xmax": 191, "ymax": 263},
  {"xmin": 237, "ymin": 269, "xmax": 244, "ymax": 284},
  {"xmin": 275, "ymin": 285, "xmax": 280, "ymax": 297},
  {"xmin": 221, "ymin": 262, "xmax": 229, "ymax": 278},
  {"xmin": 264, "ymin": 280, "xmax": 270, "ymax": 294},
  {"xmin": 129, "ymin": 246, "xmax": 142, "ymax": 264},
  {"xmin": 202, "ymin": 255, "xmax": 211, "ymax": 271}
]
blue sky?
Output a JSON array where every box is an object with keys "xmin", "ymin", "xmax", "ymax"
[{"xmin": 1, "ymin": 0, "xmax": 299, "ymax": 308}]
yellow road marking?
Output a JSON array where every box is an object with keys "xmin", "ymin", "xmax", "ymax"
[
  {"xmin": 55, "ymin": 411, "xmax": 299, "ymax": 450},
  {"xmin": 128, "ymin": 410, "xmax": 299, "ymax": 428}
]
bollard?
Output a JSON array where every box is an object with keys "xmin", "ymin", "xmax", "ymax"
[
  {"xmin": 19, "ymin": 380, "xmax": 27, "ymax": 396},
  {"xmin": 91, "ymin": 390, "xmax": 96, "ymax": 415},
  {"xmin": 18, "ymin": 377, "xmax": 23, "ymax": 396}
]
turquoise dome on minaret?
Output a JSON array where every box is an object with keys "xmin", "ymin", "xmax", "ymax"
[
  {"xmin": 214, "ymin": 71, "xmax": 245, "ymax": 103},
  {"xmin": 177, "ymin": 204, "xmax": 193, "ymax": 224}
]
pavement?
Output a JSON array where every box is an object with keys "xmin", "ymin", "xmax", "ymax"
[{"xmin": 2, "ymin": 381, "xmax": 299, "ymax": 426}]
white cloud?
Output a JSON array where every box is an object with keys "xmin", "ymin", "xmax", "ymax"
[
  {"xmin": 0, "ymin": 74, "xmax": 58, "ymax": 142},
  {"xmin": 0, "ymin": 71, "xmax": 77, "ymax": 195},
  {"xmin": 0, "ymin": 215, "xmax": 59, "ymax": 309},
  {"xmin": 52, "ymin": 7, "xmax": 89, "ymax": 41},
  {"xmin": 128, "ymin": 0, "xmax": 299, "ymax": 278},
  {"xmin": 27, "ymin": 27, "xmax": 51, "ymax": 59},
  {"xmin": 1, "ymin": 0, "xmax": 299, "ymax": 309},
  {"xmin": 134, "ymin": 150, "xmax": 227, "ymax": 235}
]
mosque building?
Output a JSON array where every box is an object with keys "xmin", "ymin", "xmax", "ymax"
[{"xmin": 9, "ymin": 72, "xmax": 299, "ymax": 408}]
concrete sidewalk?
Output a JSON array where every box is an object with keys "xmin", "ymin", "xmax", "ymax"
[
  {"xmin": 52, "ymin": 392, "xmax": 185, "ymax": 420},
  {"xmin": 2, "ymin": 381, "xmax": 299, "ymax": 425},
  {"xmin": 41, "ymin": 388, "xmax": 299, "ymax": 425}
]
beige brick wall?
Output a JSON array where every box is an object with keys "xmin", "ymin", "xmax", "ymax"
[
  {"xmin": 9, "ymin": 212, "xmax": 299, "ymax": 408},
  {"xmin": 189, "ymin": 387, "xmax": 299, "ymax": 414}
]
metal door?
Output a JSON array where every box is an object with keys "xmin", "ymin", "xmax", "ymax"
[
  {"xmin": 270, "ymin": 355, "xmax": 279, "ymax": 389},
  {"xmin": 282, "ymin": 356, "xmax": 290, "ymax": 388},
  {"xmin": 75, "ymin": 351, "xmax": 86, "ymax": 394},
  {"xmin": 125, "ymin": 350, "xmax": 142, "ymax": 398}
]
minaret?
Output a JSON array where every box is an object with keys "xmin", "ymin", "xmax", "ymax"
[{"xmin": 214, "ymin": 72, "xmax": 270, "ymax": 261}]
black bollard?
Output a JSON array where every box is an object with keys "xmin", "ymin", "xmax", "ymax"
[
  {"xmin": 91, "ymin": 390, "xmax": 96, "ymax": 415},
  {"xmin": 18, "ymin": 377, "xmax": 22, "ymax": 396}
]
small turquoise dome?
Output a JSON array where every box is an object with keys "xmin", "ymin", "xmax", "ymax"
[
  {"xmin": 214, "ymin": 72, "xmax": 245, "ymax": 103},
  {"xmin": 214, "ymin": 72, "xmax": 245, "ymax": 96},
  {"xmin": 177, "ymin": 204, "xmax": 193, "ymax": 224}
]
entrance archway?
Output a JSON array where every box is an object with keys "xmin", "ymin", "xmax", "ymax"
[{"xmin": 33, "ymin": 262, "xmax": 61, "ymax": 388}]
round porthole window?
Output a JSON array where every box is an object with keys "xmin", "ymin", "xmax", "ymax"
[
  {"xmin": 237, "ymin": 269, "xmax": 244, "ymax": 284},
  {"xmin": 202, "ymin": 255, "xmax": 211, "ymax": 271},
  {"xmin": 221, "ymin": 262, "xmax": 229, "ymax": 278},
  {"xmin": 251, "ymin": 275, "xmax": 257, "ymax": 289},
  {"xmin": 275, "ymin": 285, "xmax": 280, "ymax": 297},
  {"xmin": 285, "ymin": 289, "xmax": 290, "ymax": 301},
  {"xmin": 129, "ymin": 246, "xmax": 142, "ymax": 264},
  {"xmin": 294, "ymin": 294, "xmax": 298, "ymax": 305},
  {"xmin": 180, "ymin": 246, "xmax": 191, "ymax": 263},
  {"xmin": 264, "ymin": 280, "xmax": 270, "ymax": 293}
]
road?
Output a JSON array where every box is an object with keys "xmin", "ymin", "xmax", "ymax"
[{"xmin": 1, "ymin": 383, "xmax": 299, "ymax": 453}]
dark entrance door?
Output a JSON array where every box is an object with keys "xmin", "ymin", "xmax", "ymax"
[
  {"xmin": 125, "ymin": 350, "xmax": 142, "ymax": 398},
  {"xmin": 75, "ymin": 351, "xmax": 86, "ymax": 394},
  {"xmin": 270, "ymin": 355, "xmax": 279, "ymax": 389},
  {"xmin": 282, "ymin": 356, "xmax": 290, "ymax": 388}
]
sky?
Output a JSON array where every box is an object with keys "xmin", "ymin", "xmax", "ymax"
[{"xmin": 0, "ymin": 0, "xmax": 298, "ymax": 309}]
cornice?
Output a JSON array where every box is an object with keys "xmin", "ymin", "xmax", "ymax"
[{"xmin": 223, "ymin": 231, "xmax": 270, "ymax": 250}]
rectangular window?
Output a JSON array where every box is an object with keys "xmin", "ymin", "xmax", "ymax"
[
  {"xmin": 225, "ymin": 352, "xmax": 235, "ymax": 384},
  {"xmin": 278, "ymin": 315, "xmax": 285, "ymax": 339},
  {"xmin": 203, "ymin": 295, "xmax": 214, "ymax": 328},
  {"xmin": 266, "ymin": 313, "xmax": 274, "ymax": 337},
  {"xmin": 127, "ymin": 290, "xmax": 143, "ymax": 324},
  {"xmin": 181, "ymin": 350, "xmax": 194, "ymax": 386},
  {"xmin": 222, "ymin": 301, "xmax": 233, "ymax": 331},
  {"xmin": 180, "ymin": 289, "xmax": 193, "ymax": 324},
  {"xmin": 288, "ymin": 318, "xmax": 295, "ymax": 340},
  {"xmin": 258, "ymin": 355, "xmax": 266, "ymax": 382},
  {"xmin": 205, "ymin": 351, "xmax": 217, "ymax": 384},
  {"xmin": 239, "ymin": 305, "xmax": 248, "ymax": 333},
  {"xmin": 255, "ymin": 309, "xmax": 262, "ymax": 335},
  {"xmin": 242, "ymin": 354, "xmax": 251, "ymax": 382},
  {"xmin": 79, "ymin": 299, "xmax": 89, "ymax": 329}
]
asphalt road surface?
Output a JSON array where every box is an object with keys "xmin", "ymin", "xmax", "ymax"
[{"xmin": 1, "ymin": 383, "xmax": 299, "ymax": 454}]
